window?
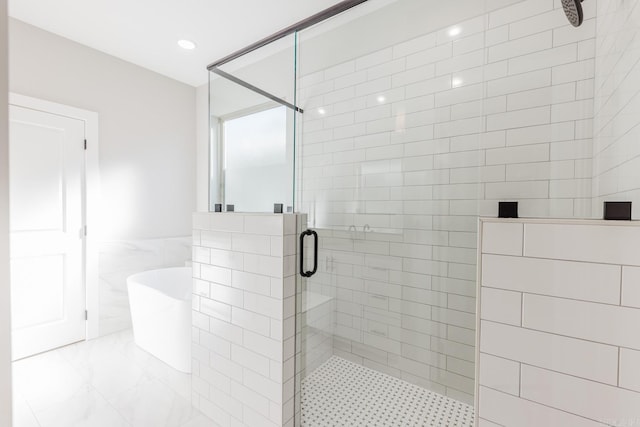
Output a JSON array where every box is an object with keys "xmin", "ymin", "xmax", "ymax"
[{"xmin": 220, "ymin": 105, "xmax": 290, "ymax": 212}]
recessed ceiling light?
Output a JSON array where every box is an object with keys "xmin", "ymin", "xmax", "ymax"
[
  {"xmin": 178, "ymin": 39, "xmax": 197, "ymax": 50},
  {"xmin": 452, "ymin": 78, "xmax": 463, "ymax": 88},
  {"xmin": 448, "ymin": 27, "xmax": 462, "ymax": 37},
  {"xmin": 377, "ymin": 96, "xmax": 386, "ymax": 104},
  {"xmin": 318, "ymin": 108, "xmax": 326, "ymax": 115}
]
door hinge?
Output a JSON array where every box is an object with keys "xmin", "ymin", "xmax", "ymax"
[
  {"xmin": 84, "ymin": 139, "xmax": 87, "ymax": 150},
  {"xmin": 84, "ymin": 225, "xmax": 87, "ymax": 236},
  {"xmin": 85, "ymin": 310, "xmax": 88, "ymax": 320}
]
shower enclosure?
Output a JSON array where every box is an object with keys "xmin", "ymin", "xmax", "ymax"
[{"xmin": 208, "ymin": 0, "xmax": 602, "ymax": 424}]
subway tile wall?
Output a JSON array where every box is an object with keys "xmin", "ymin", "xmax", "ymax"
[
  {"xmin": 296, "ymin": 0, "xmax": 596, "ymax": 404},
  {"xmin": 191, "ymin": 213, "xmax": 301, "ymax": 427},
  {"xmin": 592, "ymin": 0, "xmax": 640, "ymax": 218},
  {"xmin": 477, "ymin": 218, "xmax": 640, "ymax": 427}
]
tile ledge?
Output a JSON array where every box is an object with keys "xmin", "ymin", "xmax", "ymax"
[
  {"xmin": 479, "ymin": 217, "xmax": 640, "ymax": 227},
  {"xmin": 193, "ymin": 211, "xmax": 296, "ymax": 216}
]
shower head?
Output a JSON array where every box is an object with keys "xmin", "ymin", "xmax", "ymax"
[{"xmin": 562, "ymin": 0, "xmax": 584, "ymax": 27}]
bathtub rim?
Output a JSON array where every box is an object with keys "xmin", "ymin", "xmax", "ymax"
[{"xmin": 126, "ymin": 266, "xmax": 192, "ymax": 302}]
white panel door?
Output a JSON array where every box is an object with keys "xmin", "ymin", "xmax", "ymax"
[{"xmin": 9, "ymin": 105, "xmax": 86, "ymax": 360}]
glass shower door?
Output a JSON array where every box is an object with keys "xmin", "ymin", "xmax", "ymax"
[{"xmin": 294, "ymin": 1, "xmax": 488, "ymax": 424}]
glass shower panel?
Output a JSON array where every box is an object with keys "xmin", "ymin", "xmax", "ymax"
[
  {"xmin": 592, "ymin": 0, "xmax": 640, "ymax": 219},
  {"xmin": 203, "ymin": 0, "xmax": 601, "ymax": 423},
  {"xmin": 217, "ymin": 34, "xmax": 298, "ymax": 111},
  {"xmin": 208, "ymin": 33, "xmax": 298, "ymax": 213},
  {"xmin": 295, "ymin": 0, "xmax": 490, "ymax": 412}
]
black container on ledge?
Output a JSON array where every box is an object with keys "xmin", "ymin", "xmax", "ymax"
[{"xmin": 498, "ymin": 202, "xmax": 518, "ymax": 219}]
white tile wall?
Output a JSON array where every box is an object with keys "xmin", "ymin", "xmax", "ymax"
[
  {"xmin": 296, "ymin": 0, "xmax": 597, "ymax": 406},
  {"xmin": 478, "ymin": 218, "xmax": 640, "ymax": 426},
  {"xmin": 192, "ymin": 212, "xmax": 301, "ymax": 427}
]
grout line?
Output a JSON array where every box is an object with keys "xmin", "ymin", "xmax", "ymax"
[
  {"xmin": 617, "ymin": 346, "xmax": 621, "ymax": 388},
  {"xmin": 518, "ymin": 361, "xmax": 522, "ymax": 397},
  {"xmin": 620, "ymin": 265, "xmax": 624, "ymax": 306}
]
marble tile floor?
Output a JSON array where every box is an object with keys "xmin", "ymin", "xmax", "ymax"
[
  {"xmin": 12, "ymin": 329, "xmax": 212, "ymax": 427},
  {"xmin": 301, "ymin": 356, "xmax": 475, "ymax": 427}
]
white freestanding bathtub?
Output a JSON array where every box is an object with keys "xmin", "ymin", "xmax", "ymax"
[{"xmin": 127, "ymin": 267, "xmax": 191, "ymax": 373}]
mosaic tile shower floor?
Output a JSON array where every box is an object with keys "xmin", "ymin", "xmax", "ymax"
[{"xmin": 301, "ymin": 356, "xmax": 474, "ymax": 427}]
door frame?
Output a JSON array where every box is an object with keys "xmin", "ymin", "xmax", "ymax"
[{"xmin": 9, "ymin": 93, "xmax": 100, "ymax": 340}]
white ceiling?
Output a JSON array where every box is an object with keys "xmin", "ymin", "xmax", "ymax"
[{"xmin": 8, "ymin": 0, "xmax": 345, "ymax": 87}]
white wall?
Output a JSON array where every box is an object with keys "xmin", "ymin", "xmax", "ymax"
[
  {"xmin": 592, "ymin": 0, "xmax": 640, "ymax": 218},
  {"xmin": 0, "ymin": 0, "xmax": 12, "ymax": 424},
  {"xmin": 196, "ymin": 84, "xmax": 209, "ymax": 212},
  {"xmin": 9, "ymin": 19, "xmax": 197, "ymax": 335},
  {"xmin": 9, "ymin": 18, "xmax": 196, "ymax": 240}
]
